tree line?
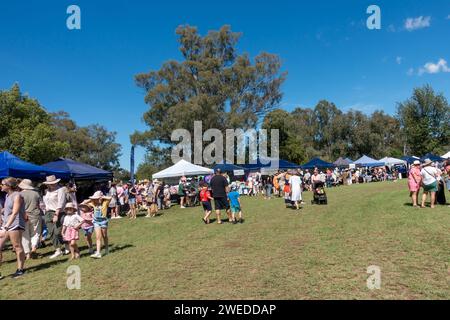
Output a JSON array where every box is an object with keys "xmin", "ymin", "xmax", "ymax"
[
  {"xmin": 0, "ymin": 84, "xmax": 122, "ymax": 171},
  {"xmin": 133, "ymin": 25, "xmax": 449, "ymax": 178},
  {"xmin": 263, "ymin": 84, "xmax": 449, "ymax": 164},
  {"xmin": 2, "ymin": 25, "xmax": 448, "ymax": 181}
]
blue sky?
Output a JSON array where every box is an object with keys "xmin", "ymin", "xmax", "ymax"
[{"xmin": 1, "ymin": 0, "xmax": 449, "ymax": 169}]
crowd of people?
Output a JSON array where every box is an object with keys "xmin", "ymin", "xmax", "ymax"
[
  {"xmin": 0, "ymin": 175, "xmax": 115, "ymax": 280},
  {"xmin": 1, "ymin": 157, "xmax": 448, "ymax": 280},
  {"xmin": 407, "ymin": 159, "xmax": 450, "ymax": 209}
]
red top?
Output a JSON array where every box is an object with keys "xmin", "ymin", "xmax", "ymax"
[{"xmin": 199, "ymin": 190, "xmax": 212, "ymax": 202}]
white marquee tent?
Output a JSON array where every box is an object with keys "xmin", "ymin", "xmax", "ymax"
[
  {"xmin": 379, "ymin": 157, "xmax": 407, "ymax": 166},
  {"xmin": 152, "ymin": 159, "xmax": 213, "ymax": 179},
  {"xmin": 442, "ymin": 152, "xmax": 450, "ymax": 159}
]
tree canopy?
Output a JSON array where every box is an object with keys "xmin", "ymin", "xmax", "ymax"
[
  {"xmin": 262, "ymin": 101, "xmax": 404, "ymax": 163},
  {"xmin": 133, "ymin": 25, "xmax": 287, "ymax": 164},
  {"xmin": 397, "ymin": 85, "xmax": 449, "ymax": 156},
  {"xmin": 0, "ymin": 84, "xmax": 122, "ymax": 170}
]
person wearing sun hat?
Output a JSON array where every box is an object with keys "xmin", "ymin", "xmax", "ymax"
[
  {"xmin": 83, "ymin": 191, "xmax": 112, "ymax": 258},
  {"xmin": 78, "ymin": 201, "xmax": 95, "ymax": 254},
  {"xmin": 408, "ymin": 160, "xmax": 423, "ymax": 208},
  {"xmin": 61, "ymin": 203, "xmax": 83, "ymax": 260},
  {"xmin": 420, "ymin": 159, "xmax": 438, "ymax": 209},
  {"xmin": 18, "ymin": 179, "xmax": 42, "ymax": 260},
  {"xmin": 42, "ymin": 175, "xmax": 68, "ymax": 259}
]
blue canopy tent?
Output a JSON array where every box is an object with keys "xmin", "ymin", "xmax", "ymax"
[
  {"xmin": 43, "ymin": 158, "xmax": 113, "ymax": 181},
  {"xmin": 0, "ymin": 151, "xmax": 70, "ymax": 179},
  {"xmin": 420, "ymin": 153, "xmax": 445, "ymax": 162},
  {"xmin": 213, "ymin": 163, "xmax": 245, "ymax": 173},
  {"xmin": 302, "ymin": 158, "xmax": 335, "ymax": 170},
  {"xmin": 353, "ymin": 155, "xmax": 385, "ymax": 167},
  {"xmin": 344, "ymin": 158, "xmax": 354, "ymax": 164},
  {"xmin": 240, "ymin": 158, "xmax": 301, "ymax": 171},
  {"xmin": 401, "ymin": 156, "xmax": 420, "ymax": 164}
]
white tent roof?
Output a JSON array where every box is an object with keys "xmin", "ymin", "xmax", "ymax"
[
  {"xmin": 152, "ymin": 160, "xmax": 213, "ymax": 179},
  {"xmin": 442, "ymin": 152, "xmax": 450, "ymax": 159},
  {"xmin": 379, "ymin": 157, "xmax": 407, "ymax": 166}
]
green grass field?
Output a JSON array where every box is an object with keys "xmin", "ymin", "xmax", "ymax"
[{"xmin": 1, "ymin": 180, "xmax": 449, "ymax": 300}]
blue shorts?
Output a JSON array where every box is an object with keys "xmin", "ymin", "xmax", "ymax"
[
  {"xmin": 129, "ymin": 198, "xmax": 136, "ymax": 205},
  {"xmin": 93, "ymin": 219, "xmax": 109, "ymax": 229},
  {"xmin": 202, "ymin": 201, "xmax": 212, "ymax": 212},
  {"xmin": 231, "ymin": 205, "xmax": 241, "ymax": 213},
  {"xmin": 82, "ymin": 227, "xmax": 94, "ymax": 236}
]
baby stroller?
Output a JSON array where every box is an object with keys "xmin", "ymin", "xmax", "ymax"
[{"xmin": 311, "ymin": 181, "xmax": 328, "ymax": 205}]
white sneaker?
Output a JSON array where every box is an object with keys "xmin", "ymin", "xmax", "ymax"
[
  {"xmin": 49, "ymin": 250, "xmax": 62, "ymax": 259},
  {"xmin": 90, "ymin": 252, "xmax": 102, "ymax": 259},
  {"xmin": 180, "ymin": 206, "xmax": 186, "ymax": 209},
  {"xmin": 64, "ymin": 249, "xmax": 70, "ymax": 255}
]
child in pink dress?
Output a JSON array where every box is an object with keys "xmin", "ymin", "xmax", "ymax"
[
  {"xmin": 62, "ymin": 203, "xmax": 84, "ymax": 260},
  {"xmin": 79, "ymin": 201, "xmax": 95, "ymax": 254}
]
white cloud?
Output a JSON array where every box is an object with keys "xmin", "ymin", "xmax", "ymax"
[
  {"xmin": 405, "ymin": 16, "xmax": 431, "ymax": 31},
  {"xmin": 396, "ymin": 57, "xmax": 403, "ymax": 65},
  {"xmin": 418, "ymin": 58, "xmax": 450, "ymax": 75},
  {"xmin": 407, "ymin": 68, "xmax": 414, "ymax": 76}
]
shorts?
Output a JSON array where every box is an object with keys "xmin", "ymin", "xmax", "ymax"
[
  {"xmin": 7, "ymin": 225, "xmax": 25, "ymax": 232},
  {"xmin": 423, "ymin": 181, "xmax": 438, "ymax": 192},
  {"xmin": 202, "ymin": 201, "xmax": 212, "ymax": 211},
  {"xmin": 446, "ymin": 178, "xmax": 450, "ymax": 191},
  {"xmin": 82, "ymin": 227, "xmax": 94, "ymax": 236},
  {"xmin": 231, "ymin": 205, "xmax": 241, "ymax": 213},
  {"xmin": 129, "ymin": 198, "xmax": 136, "ymax": 205},
  {"xmin": 93, "ymin": 218, "xmax": 109, "ymax": 229},
  {"xmin": 214, "ymin": 197, "xmax": 230, "ymax": 211}
]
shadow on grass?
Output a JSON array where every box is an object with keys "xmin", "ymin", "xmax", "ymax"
[
  {"xmin": 208, "ymin": 218, "xmax": 243, "ymax": 224},
  {"xmin": 5, "ymin": 244, "xmax": 134, "ymax": 276}
]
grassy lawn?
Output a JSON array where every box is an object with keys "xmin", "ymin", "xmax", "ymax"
[{"xmin": 1, "ymin": 180, "xmax": 449, "ymax": 300}]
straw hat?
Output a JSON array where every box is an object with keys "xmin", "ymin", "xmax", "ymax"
[
  {"xmin": 422, "ymin": 159, "xmax": 433, "ymax": 167},
  {"xmin": 18, "ymin": 179, "xmax": 35, "ymax": 190},
  {"xmin": 78, "ymin": 201, "xmax": 91, "ymax": 211},
  {"xmin": 65, "ymin": 203, "xmax": 77, "ymax": 211},
  {"xmin": 89, "ymin": 191, "xmax": 104, "ymax": 200},
  {"xmin": 43, "ymin": 175, "xmax": 61, "ymax": 185}
]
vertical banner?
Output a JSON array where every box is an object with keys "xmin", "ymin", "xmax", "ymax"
[{"xmin": 130, "ymin": 145, "xmax": 135, "ymax": 186}]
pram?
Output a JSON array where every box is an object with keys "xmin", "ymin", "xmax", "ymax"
[{"xmin": 311, "ymin": 181, "xmax": 328, "ymax": 205}]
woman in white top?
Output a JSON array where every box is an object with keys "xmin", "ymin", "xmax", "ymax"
[
  {"xmin": 289, "ymin": 171, "xmax": 302, "ymax": 210},
  {"xmin": 420, "ymin": 159, "xmax": 438, "ymax": 209}
]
